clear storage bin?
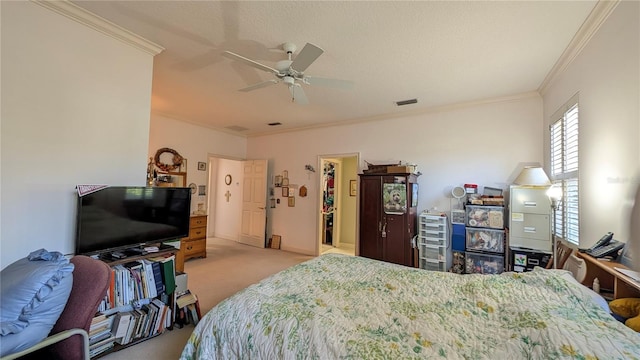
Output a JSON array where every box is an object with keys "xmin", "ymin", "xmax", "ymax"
[{"xmin": 465, "ymin": 228, "xmax": 505, "ymax": 254}]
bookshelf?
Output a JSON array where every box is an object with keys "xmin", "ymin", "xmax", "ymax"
[{"xmin": 90, "ymin": 248, "xmax": 178, "ymax": 358}]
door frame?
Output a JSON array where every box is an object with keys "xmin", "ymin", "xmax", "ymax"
[{"xmin": 316, "ymin": 153, "xmax": 360, "ymax": 256}]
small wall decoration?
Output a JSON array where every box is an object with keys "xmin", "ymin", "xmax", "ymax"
[
  {"xmin": 282, "ymin": 187, "xmax": 289, "ymax": 197},
  {"xmin": 350, "ymin": 180, "xmax": 357, "ymax": 197},
  {"xmin": 198, "ymin": 162, "xmax": 206, "ymax": 171},
  {"xmin": 225, "ymin": 174, "xmax": 232, "ymax": 185},
  {"xmin": 288, "ymin": 187, "xmax": 295, "ymax": 197},
  {"xmin": 288, "ymin": 196, "xmax": 295, "ymax": 207},
  {"xmin": 198, "ymin": 185, "xmax": 206, "ymax": 196},
  {"xmin": 154, "ymin": 148, "xmax": 183, "ymax": 172},
  {"xmin": 274, "ymin": 175, "xmax": 283, "ymax": 187},
  {"xmin": 299, "ymin": 185, "xmax": 308, "ymax": 197},
  {"xmin": 282, "ymin": 177, "xmax": 289, "ymax": 186}
]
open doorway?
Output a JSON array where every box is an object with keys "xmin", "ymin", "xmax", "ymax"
[
  {"xmin": 207, "ymin": 155, "xmax": 244, "ymax": 242},
  {"xmin": 317, "ymin": 154, "xmax": 359, "ymax": 256}
]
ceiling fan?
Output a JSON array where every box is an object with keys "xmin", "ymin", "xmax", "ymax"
[{"xmin": 222, "ymin": 42, "xmax": 353, "ymax": 105}]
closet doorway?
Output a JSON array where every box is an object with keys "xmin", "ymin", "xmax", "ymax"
[{"xmin": 317, "ymin": 154, "xmax": 359, "ymax": 256}]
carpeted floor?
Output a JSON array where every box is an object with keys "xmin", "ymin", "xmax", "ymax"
[{"xmin": 99, "ymin": 237, "xmax": 314, "ymax": 360}]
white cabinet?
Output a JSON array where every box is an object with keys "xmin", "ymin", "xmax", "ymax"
[
  {"xmin": 509, "ymin": 186, "xmax": 551, "ymax": 252},
  {"xmin": 418, "ymin": 213, "xmax": 451, "ymax": 272}
]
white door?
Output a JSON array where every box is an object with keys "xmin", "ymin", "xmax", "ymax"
[{"xmin": 239, "ymin": 159, "xmax": 267, "ymax": 248}]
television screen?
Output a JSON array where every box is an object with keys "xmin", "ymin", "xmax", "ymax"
[{"xmin": 75, "ymin": 186, "xmax": 191, "ymax": 255}]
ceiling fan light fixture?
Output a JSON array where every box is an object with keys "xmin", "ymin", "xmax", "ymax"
[{"xmin": 396, "ymin": 98, "xmax": 418, "ymax": 106}]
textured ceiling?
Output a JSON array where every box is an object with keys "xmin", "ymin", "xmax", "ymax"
[{"xmin": 72, "ymin": 1, "xmax": 598, "ymax": 136}]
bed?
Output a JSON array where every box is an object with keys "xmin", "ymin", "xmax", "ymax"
[{"xmin": 180, "ymin": 254, "xmax": 640, "ymax": 359}]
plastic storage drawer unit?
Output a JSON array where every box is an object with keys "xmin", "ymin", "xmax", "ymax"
[
  {"xmin": 465, "ymin": 251, "xmax": 504, "ymax": 274},
  {"xmin": 466, "ymin": 205, "xmax": 504, "ymax": 229},
  {"xmin": 420, "ymin": 258, "xmax": 447, "ymax": 272},
  {"xmin": 466, "ymin": 228, "xmax": 505, "ymax": 254},
  {"xmin": 418, "ymin": 213, "xmax": 451, "ymax": 272}
]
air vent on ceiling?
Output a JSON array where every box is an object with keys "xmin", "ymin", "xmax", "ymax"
[
  {"xmin": 396, "ymin": 98, "xmax": 418, "ymax": 106},
  {"xmin": 225, "ymin": 125, "xmax": 249, "ymax": 132},
  {"xmin": 268, "ymin": 122, "xmax": 282, "ymax": 126}
]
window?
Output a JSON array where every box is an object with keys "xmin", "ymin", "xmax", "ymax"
[{"xmin": 549, "ymin": 95, "xmax": 579, "ymax": 245}]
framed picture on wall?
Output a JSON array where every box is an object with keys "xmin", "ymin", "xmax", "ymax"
[
  {"xmin": 288, "ymin": 196, "xmax": 295, "ymax": 207},
  {"xmin": 197, "ymin": 162, "xmax": 206, "ymax": 171},
  {"xmin": 274, "ymin": 175, "xmax": 282, "ymax": 187},
  {"xmin": 282, "ymin": 187, "xmax": 289, "ymax": 197}
]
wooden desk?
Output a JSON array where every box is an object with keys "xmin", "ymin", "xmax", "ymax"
[{"xmin": 577, "ymin": 252, "xmax": 640, "ymax": 299}]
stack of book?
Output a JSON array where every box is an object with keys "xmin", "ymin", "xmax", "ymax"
[
  {"xmin": 175, "ymin": 290, "xmax": 201, "ymax": 328},
  {"xmin": 88, "ymin": 314, "xmax": 115, "ymax": 358},
  {"xmin": 110, "ymin": 298, "xmax": 173, "ymax": 346}
]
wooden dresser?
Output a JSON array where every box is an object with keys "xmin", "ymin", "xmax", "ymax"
[{"xmin": 176, "ymin": 215, "xmax": 207, "ymax": 272}]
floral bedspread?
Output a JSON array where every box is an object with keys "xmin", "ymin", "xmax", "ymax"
[{"xmin": 180, "ymin": 254, "xmax": 640, "ymax": 360}]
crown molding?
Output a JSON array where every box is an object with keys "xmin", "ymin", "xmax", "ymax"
[
  {"xmin": 32, "ymin": 0, "xmax": 164, "ymax": 56},
  {"xmin": 538, "ymin": 0, "xmax": 619, "ymax": 95}
]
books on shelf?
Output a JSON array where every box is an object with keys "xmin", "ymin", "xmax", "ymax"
[
  {"xmin": 98, "ymin": 256, "xmax": 176, "ymax": 313},
  {"xmin": 89, "ymin": 314, "xmax": 116, "ymax": 357},
  {"xmin": 91, "ymin": 254, "xmax": 177, "ymax": 358}
]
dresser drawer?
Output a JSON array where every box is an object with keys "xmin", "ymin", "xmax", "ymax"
[
  {"xmin": 182, "ymin": 238, "xmax": 206, "ymax": 257},
  {"xmin": 188, "ymin": 226, "xmax": 206, "ymax": 240},
  {"xmin": 190, "ymin": 216, "xmax": 207, "ymax": 228}
]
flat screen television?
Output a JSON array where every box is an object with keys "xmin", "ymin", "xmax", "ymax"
[{"xmin": 75, "ymin": 186, "xmax": 191, "ymax": 255}]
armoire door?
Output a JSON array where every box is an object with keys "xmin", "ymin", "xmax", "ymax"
[
  {"xmin": 359, "ymin": 175, "xmax": 382, "ymax": 260},
  {"xmin": 382, "ymin": 213, "xmax": 410, "ymax": 266}
]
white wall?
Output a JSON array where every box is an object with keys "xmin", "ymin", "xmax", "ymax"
[
  {"xmin": 247, "ymin": 95, "xmax": 544, "ymax": 255},
  {"xmin": 542, "ymin": 1, "xmax": 639, "ymax": 248},
  {"xmin": 148, "ymin": 114, "xmax": 247, "ymax": 214},
  {"xmin": 1, "ymin": 2, "xmax": 156, "ymax": 268}
]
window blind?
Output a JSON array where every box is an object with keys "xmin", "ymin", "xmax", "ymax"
[{"xmin": 550, "ymin": 100, "xmax": 579, "ymax": 245}]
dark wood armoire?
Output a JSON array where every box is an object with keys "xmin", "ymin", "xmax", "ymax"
[{"xmin": 358, "ymin": 172, "xmax": 419, "ymax": 267}]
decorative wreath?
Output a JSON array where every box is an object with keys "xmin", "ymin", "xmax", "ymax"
[{"xmin": 154, "ymin": 147, "xmax": 183, "ymax": 172}]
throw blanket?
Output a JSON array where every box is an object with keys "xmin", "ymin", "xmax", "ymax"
[{"xmin": 181, "ymin": 254, "xmax": 640, "ymax": 359}]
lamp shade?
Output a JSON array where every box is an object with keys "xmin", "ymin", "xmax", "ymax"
[{"xmin": 513, "ymin": 166, "xmax": 551, "ymax": 186}]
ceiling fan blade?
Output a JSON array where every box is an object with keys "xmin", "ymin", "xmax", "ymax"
[
  {"xmin": 290, "ymin": 43, "xmax": 324, "ymax": 73},
  {"xmin": 305, "ymin": 76, "xmax": 354, "ymax": 90},
  {"xmin": 222, "ymin": 51, "xmax": 280, "ymax": 75},
  {"xmin": 239, "ymin": 79, "xmax": 279, "ymax": 92},
  {"xmin": 289, "ymin": 84, "xmax": 309, "ymax": 105}
]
